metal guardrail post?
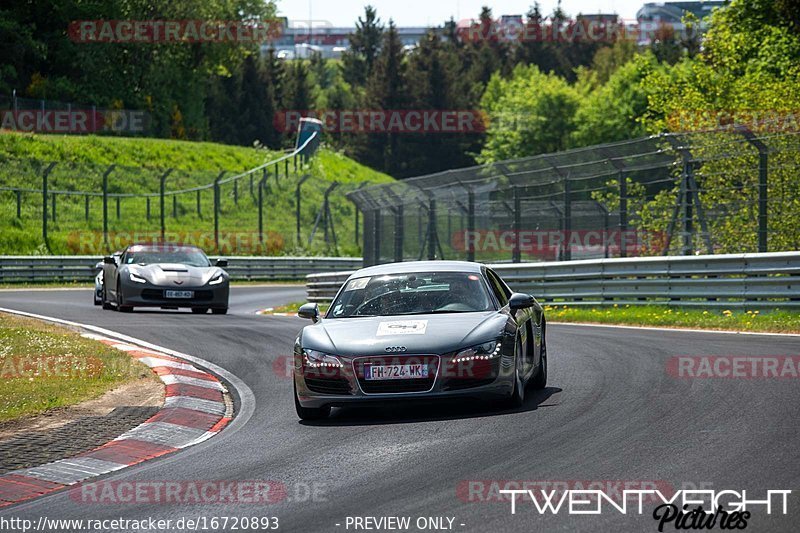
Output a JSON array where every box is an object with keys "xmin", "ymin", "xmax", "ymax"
[{"xmin": 736, "ymin": 126, "xmax": 769, "ymax": 253}]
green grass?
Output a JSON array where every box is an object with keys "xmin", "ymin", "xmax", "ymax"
[
  {"xmin": 0, "ymin": 132, "xmax": 393, "ymax": 256},
  {"xmin": 545, "ymin": 305, "xmax": 800, "ymax": 334},
  {"xmin": 0, "ymin": 312, "xmax": 153, "ymax": 422},
  {"xmin": 261, "ymin": 301, "xmax": 330, "ymax": 315}
]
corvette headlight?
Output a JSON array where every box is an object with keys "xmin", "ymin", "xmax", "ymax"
[
  {"xmin": 209, "ymin": 273, "xmax": 225, "ymax": 285},
  {"xmin": 303, "ymin": 349, "xmax": 343, "ymax": 368},
  {"xmin": 129, "ymin": 272, "xmax": 147, "ymax": 284},
  {"xmin": 452, "ymin": 339, "xmax": 502, "ymax": 363}
]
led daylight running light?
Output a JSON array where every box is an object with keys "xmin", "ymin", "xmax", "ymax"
[
  {"xmin": 452, "ymin": 340, "xmax": 502, "ymax": 363},
  {"xmin": 303, "ymin": 350, "xmax": 344, "ymax": 369}
]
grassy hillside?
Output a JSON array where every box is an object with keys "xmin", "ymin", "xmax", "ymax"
[{"xmin": 0, "ymin": 132, "xmax": 392, "ymax": 256}]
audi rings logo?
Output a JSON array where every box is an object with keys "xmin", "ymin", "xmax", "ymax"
[{"xmin": 385, "ymin": 346, "xmax": 407, "ymax": 353}]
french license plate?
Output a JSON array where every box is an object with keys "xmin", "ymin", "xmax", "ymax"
[
  {"xmin": 165, "ymin": 290, "xmax": 194, "ymax": 299},
  {"xmin": 364, "ymin": 364, "xmax": 428, "ymax": 380}
]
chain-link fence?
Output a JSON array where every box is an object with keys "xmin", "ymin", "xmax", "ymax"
[
  {"xmin": 349, "ymin": 128, "xmax": 800, "ymax": 266},
  {"xmin": 0, "ymin": 133, "xmax": 368, "ymax": 255}
]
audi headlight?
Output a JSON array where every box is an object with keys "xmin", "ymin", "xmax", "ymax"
[
  {"xmin": 452, "ymin": 339, "xmax": 502, "ymax": 363},
  {"xmin": 303, "ymin": 349, "xmax": 343, "ymax": 368},
  {"xmin": 209, "ymin": 273, "xmax": 225, "ymax": 285},
  {"xmin": 129, "ymin": 272, "xmax": 147, "ymax": 284}
]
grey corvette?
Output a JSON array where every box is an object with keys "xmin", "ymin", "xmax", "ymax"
[
  {"xmin": 101, "ymin": 244, "xmax": 229, "ymax": 314},
  {"xmin": 294, "ymin": 261, "xmax": 547, "ymax": 420}
]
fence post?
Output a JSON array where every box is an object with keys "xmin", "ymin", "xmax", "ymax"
[
  {"xmin": 513, "ymin": 186, "xmax": 522, "ymax": 263},
  {"xmin": 16, "ymin": 190, "xmax": 22, "ymax": 218},
  {"xmin": 619, "ymin": 171, "xmax": 628, "ymax": 257},
  {"xmin": 85, "ymin": 194, "xmax": 90, "ymax": 221},
  {"xmin": 233, "ymin": 179, "xmax": 238, "ymax": 206},
  {"xmin": 41, "ymin": 162, "xmax": 56, "ymax": 250},
  {"xmin": 427, "ymin": 197, "xmax": 438, "ymax": 260},
  {"xmin": 146, "ymin": 197, "xmax": 151, "ymax": 220},
  {"xmin": 258, "ymin": 171, "xmax": 268, "ymax": 245},
  {"xmin": 395, "ymin": 204, "xmax": 404, "ymax": 262},
  {"xmin": 736, "ymin": 126, "xmax": 769, "ymax": 252},
  {"xmin": 159, "ymin": 169, "xmax": 173, "ymax": 242},
  {"xmin": 285, "ymin": 158, "xmax": 289, "ymax": 178},
  {"xmin": 322, "ymin": 182, "xmax": 339, "ymax": 246},
  {"xmin": 102, "ymin": 165, "xmax": 115, "ymax": 246},
  {"xmin": 563, "ymin": 175, "xmax": 572, "ymax": 261},
  {"xmin": 196, "ymin": 190, "xmax": 202, "ymax": 219},
  {"xmin": 373, "ymin": 208, "xmax": 382, "ymax": 264},
  {"xmin": 467, "ymin": 189, "xmax": 475, "ymax": 262},
  {"xmin": 296, "ymin": 174, "xmax": 311, "ymax": 246},
  {"xmin": 116, "ymin": 197, "xmax": 120, "ymax": 220},
  {"xmin": 173, "ymin": 195, "xmax": 177, "ymax": 218},
  {"xmin": 51, "ymin": 193, "xmax": 56, "ymax": 222},
  {"xmin": 213, "ymin": 172, "xmax": 224, "ymax": 252}
]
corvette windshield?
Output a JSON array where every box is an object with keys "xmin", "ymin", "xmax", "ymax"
[
  {"xmin": 124, "ymin": 248, "xmax": 210, "ymax": 267},
  {"xmin": 328, "ymin": 272, "xmax": 493, "ymax": 318}
]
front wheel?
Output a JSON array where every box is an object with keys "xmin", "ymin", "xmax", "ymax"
[
  {"xmin": 116, "ymin": 280, "xmax": 133, "ymax": 312},
  {"xmin": 101, "ymin": 286, "xmax": 114, "ymax": 310},
  {"xmin": 505, "ymin": 336, "xmax": 525, "ymax": 408},
  {"xmin": 294, "ymin": 381, "xmax": 331, "ymax": 421},
  {"xmin": 530, "ymin": 321, "xmax": 547, "ymax": 390}
]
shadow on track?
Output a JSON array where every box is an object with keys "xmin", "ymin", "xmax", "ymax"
[{"xmin": 299, "ymin": 386, "xmax": 562, "ymax": 427}]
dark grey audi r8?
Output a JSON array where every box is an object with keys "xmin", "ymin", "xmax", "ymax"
[
  {"xmin": 101, "ymin": 244, "xmax": 229, "ymax": 314},
  {"xmin": 294, "ymin": 261, "xmax": 547, "ymax": 420}
]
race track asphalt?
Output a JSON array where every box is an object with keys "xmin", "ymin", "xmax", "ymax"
[{"xmin": 0, "ymin": 286, "xmax": 798, "ymax": 532}]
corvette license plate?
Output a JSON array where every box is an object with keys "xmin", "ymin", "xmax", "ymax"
[
  {"xmin": 364, "ymin": 364, "xmax": 428, "ymax": 380},
  {"xmin": 165, "ymin": 290, "xmax": 194, "ymax": 299}
]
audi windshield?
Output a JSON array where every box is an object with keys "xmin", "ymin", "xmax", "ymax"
[{"xmin": 328, "ymin": 272, "xmax": 494, "ymax": 317}]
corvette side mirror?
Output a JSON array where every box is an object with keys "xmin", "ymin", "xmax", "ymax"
[
  {"xmin": 103, "ymin": 256, "xmax": 116, "ymax": 265},
  {"xmin": 509, "ymin": 293, "xmax": 534, "ymax": 310},
  {"xmin": 215, "ymin": 258, "xmax": 228, "ymax": 268},
  {"xmin": 298, "ymin": 303, "xmax": 320, "ymax": 322}
]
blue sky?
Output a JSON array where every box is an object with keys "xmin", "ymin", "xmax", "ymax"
[{"xmin": 275, "ymin": 0, "xmax": 647, "ymax": 27}]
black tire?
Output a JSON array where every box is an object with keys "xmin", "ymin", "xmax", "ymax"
[
  {"xmin": 101, "ymin": 286, "xmax": 114, "ymax": 310},
  {"xmin": 505, "ymin": 336, "xmax": 525, "ymax": 408},
  {"xmin": 116, "ymin": 279, "xmax": 133, "ymax": 312},
  {"xmin": 294, "ymin": 381, "xmax": 331, "ymax": 421},
  {"xmin": 93, "ymin": 294, "xmax": 101, "ymax": 306},
  {"xmin": 530, "ymin": 320, "xmax": 548, "ymax": 390},
  {"xmin": 191, "ymin": 308, "xmax": 209, "ymax": 314},
  {"xmin": 211, "ymin": 308, "xmax": 228, "ymax": 315}
]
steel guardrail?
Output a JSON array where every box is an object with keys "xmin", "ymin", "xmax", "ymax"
[
  {"xmin": 0, "ymin": 256, "xmax": 362, "ymax": 283},
  {"xmin": 304, "ymin": 252, "xmax": 800, "ymax": 308}
]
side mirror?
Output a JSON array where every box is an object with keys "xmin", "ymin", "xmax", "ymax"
[
  {"xmin": 215, "ymin": 258, "xmax": 228, "ymax": 268},
  {"xmin": 103, "ymin": 256, "xmax": 116, "ymax": 265},
  {"xmin": 298, "ymin": 303, "xmax": 320, "ymax": 322},
  {"xmin": 509, "ymin": 293, "xmax": 535, "ymax": 310}
]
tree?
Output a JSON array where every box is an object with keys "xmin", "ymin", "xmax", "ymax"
[
  {"xmin": 361, "ymin": 20, "xmax": 407, "ymax": 175},
  {"xmin": 571, "ymin": 53, "xmax": 657, "ymax": 147},
  {"xmin": 478, "ymin": 64, "xmax": 579, "ymax": 162},
  {"xmin": 341, "ymin": 6, "xmax": 384, "ymax": 86}
]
